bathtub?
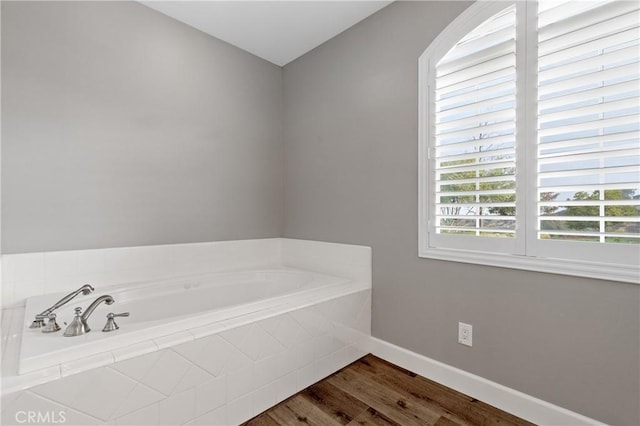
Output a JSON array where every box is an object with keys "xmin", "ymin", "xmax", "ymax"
[
  {"xmin": 18, "ymin": 268, "xmax": 354, "ymax": 374},
  {"xmin": 2, "ymin": 238, "xmax": 371, "ymax": 425}
]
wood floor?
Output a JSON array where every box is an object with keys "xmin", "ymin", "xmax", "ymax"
[{"xmin": 243, "ymin": 355, "xmax": 533, "ymax": 426}]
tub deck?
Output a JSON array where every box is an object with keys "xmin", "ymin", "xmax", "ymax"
[{"xmin": 2, "ymin": 267, "xmax": 368, "ymax": 395}]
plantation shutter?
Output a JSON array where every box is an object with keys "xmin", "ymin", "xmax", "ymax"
[
  {"xmin": 433, "ymin": 5, "xmax": 518, "ymax": 241},
  {"xmin": 536, "ymin": 0, "xmax": 640, "ymax": 245}
]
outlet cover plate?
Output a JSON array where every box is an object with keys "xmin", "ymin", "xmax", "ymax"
[{"xmin": 458, "ymin": 322, "xmax": 472, "ymax": 347}]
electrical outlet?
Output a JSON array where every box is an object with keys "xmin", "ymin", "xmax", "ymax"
[{"xmin": 458, "ymin": 322, "xmax": 472, "ymax": 347}]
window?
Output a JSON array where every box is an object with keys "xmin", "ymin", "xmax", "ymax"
[{"xmin": 419, "ymin": 0, "xmax": 640, "ymax": 283}]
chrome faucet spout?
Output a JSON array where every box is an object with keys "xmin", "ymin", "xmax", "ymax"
[
  {"xmin": 81, "ymin": 295, "xmax": 114, "ymax": 332},
  {"xmin": 30, "ymin": 284, "xmax": 95, "ymax": 328}
]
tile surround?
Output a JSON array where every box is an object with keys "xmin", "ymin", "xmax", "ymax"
[
  {"xmin": 1, "ymin": 238, "xmax": 372, "ymax": 425},
  {"xmin": 1, "ymin": 290, "xmax": 371, "ymax": 426},
  {"xmin": 1, "ymin": 238, "xmax": 372, "ymax": 309},
  {"xmin": 1, "ymin": 239, "xmax": 283, "ymax": 308}
]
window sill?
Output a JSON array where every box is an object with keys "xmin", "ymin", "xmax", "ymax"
[{"xmin": 419, "ymin": 247, "xmax": 639, "ymax": 284}]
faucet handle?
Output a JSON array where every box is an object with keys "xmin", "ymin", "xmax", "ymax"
[
  {"xmin": 29, "ymin": 318, "xmax": 46, "ymax": 329},
  {"xmin": 41, "ymin": 313, "xmax": 61, "ymax": 333},
  {"xmin": 63, "ymin": 307, "xmax": 86, "ymax": 337},
  {"xmin": 102, "ymin": 312, "xmax": 130, "ymax": 332}
]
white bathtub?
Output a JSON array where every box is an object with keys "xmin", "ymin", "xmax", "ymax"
[
  {"xmin": 2, "ymin": 238, "xmax": 371, "ymax": 425},
  {"xmin": 18, "ymin": 268, "xmax": 352, "ymax": 375}
]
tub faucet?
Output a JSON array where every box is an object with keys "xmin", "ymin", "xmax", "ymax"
[
  {"xmin": 63, "ymin": 295, "xmax": 114, "ymax": 337},
  {"xmin": 82, "ymin": 295, "xmax": 115, "ymax": 332},
  {"xmin": 30, "ymin": 284, "xmax": 94, "ymax": 328}
]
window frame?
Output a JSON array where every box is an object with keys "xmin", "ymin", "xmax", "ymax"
[{"xmin": 418, "ymin": 0, "xmax": 640, "ymax": 284}]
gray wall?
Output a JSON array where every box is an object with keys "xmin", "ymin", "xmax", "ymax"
[
  {"xmin": 282, "ymin": 2, "xmax": 640, "ymax": 424},
  {"xmin": 1, "ymin": 1, "xmax": 283, "ymax": 253},
  {"xmin": 3, "ymin": 1, "xmax": 639, "ymax": 423}
]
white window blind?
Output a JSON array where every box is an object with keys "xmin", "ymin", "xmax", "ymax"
[
  {"xmin": 536, "ymin": 0, "xmax": 640, "ymax": 246},
  {"xmin": 420, "ymin": 0, "xmax": 640, "ymax": 282},
  {"xmin": 434, "ymin": 5, "xmax": 518, "ymax": 242}
]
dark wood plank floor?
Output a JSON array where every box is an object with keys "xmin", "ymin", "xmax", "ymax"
[{"xmin": 244, "ymin": 354, "xmax": 534, "ymax": 426}]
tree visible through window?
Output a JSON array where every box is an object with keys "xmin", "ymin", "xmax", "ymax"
[
  {"xmin": 536, "ymin": 0, "xmax": 639, "ymax": 245},
  {"xmin": 434, "ymin": 5, "xmax": 517, "ymax": 240}
]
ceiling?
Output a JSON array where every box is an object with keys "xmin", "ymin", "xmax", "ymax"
[{"xmin": 140, "ymin": 1, "xmax": 393, "ymax": 66}]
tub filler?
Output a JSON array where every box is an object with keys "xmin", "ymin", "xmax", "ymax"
[{"xmin": 1, "ymin": 238, "xmax": 371, "ymax": 426}]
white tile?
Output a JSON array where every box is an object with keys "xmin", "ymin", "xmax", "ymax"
[
  {"xmin": 154, "ymin": 331, "xmax": 194, "ymax": 350},
  {"xmin": 44, "ymin": 277, "xmax": 81, "ymax": 295},
  {"xmin": 2, "ymin": 254, "xmax": 18, "ymax": 284},
  {"xmin": 315, "ymin": 354, "xmax": 338, "ymax": 381},
  {"xmin": 314, "ymin": 334, "xmax": 340, "ymax": 359},
  {"xmin": 220, "ymin": 310, "xmax": 273, "ymax": 331},
  {"xmin": 172, "ymin": 338, "xmax": 209, "ymax": 366},
  {"xmin": 252, "ymin": 382, "xmax": 277, "ymax": 417},
  {"xmin": 74, "ymin": 272, "xmax": 111, "ymax": 289},
  {"xmin": 295, "ymin": 341, "xmax": 319, "ymax": 370},
  {"xmin": 298, "ymin": 361, "xmax": 322, "ymax": 391},
  {"xmin": 281, "ymin": 239, "xmax": 371, "ymax": 283},
  {"xmin": 1, "ymin": 281, "xmax": 15, "ymax": 308},
  {"xmin": 226, "ymin": 364, "xmax": 253, "ymax": 402},
  {"xmin": 68, "ymin": 368, "xmax": 138, "ymax": 421},
  {"xmin": 77, "ymin": 250, "xmax": 106, "ymax": 276},
  {"xmin": 112, "ymin": 383, "xmax": 165, "ymax": 418},
  {"xmin": 274, "ymin": 371, "xmax": 298, "ymax": 404},
  {"xmin": 111, "ymin": 349, "xmax": 162, "ymax": 382},
  {"xmin": 225, "ymin": 347, "xmax": 252, "ymax": 374},
  {"xmin": 253, "ymin": 355, "xmax": 280, "ymax": 389},
  {"xmin": 102, "ymin": 268, "xmax": 147, "ymax": 287},
  {"xmin": 30, "ymin": 367, "xmax": 94, "ymax": 407},
  {"xmin": 276, "ymin": 347, "xmax": 298, "ymax": 377},
  {"xmin": 230, "ymin": 323, "xmax": 283, "ymax": 362},
  {"xmin": 219, "ymin": 240, "xmax": 273, "ymax": 270},
  {"xmin": 227, "ymin": 393, "xmax": 253, "ymax": 426},
  {"xmin": 158, "ymin": 388, "xmax": 195, "ymax": 426},
  {"xmin": 61, "ymin": 352, "xmax": 114, "ymax": 377},
  {"xmin": 264, "ymin": 313, "xmax": 310, "ymax": 349},
  {"xmin": 13, "ymin": 281, "xmax": 45, "ymax": 304},
  {"xmin": 0, "ymin": 391, "xmax": 24, "ymax": 424},
  {"xmin": 103, "ymin": 247, "xmax": 148, "ymax": 275},
  {"xmin": 219, "ymin": 324, "xmax": 252, "ymax": 354},
  {"xmin": 331, "ymin": 346, "xmax": 360, "ymax": 373},
  {"xmin": 189, "ymin": 322, "xmax": 225, "ymax": 340},
  {"xmin": 1, "ymin": 391, "xmax": 102, "ymax": 426},
  {"xmin": 139, "ymin": 350, "xmax": 191, "ymax": 396},
  {"xmin": 171, "ymin": 244, "xmax": 216, "ymax": 276},
  {"xmin": 44, "ymin": 251, "xmax": 79, "ymax": 292},
  {"xmin": 136, "ymin": 245, "xmax": 177, "ymax": 279},
  {"xmin": 346, "ymin": 343, "xmax": 368, "ymax": 362},
  {"xmin": 174, "ymin": 335, "xmax": 243, "ymax": 377},
  {"xmin": 291, "ymin": 308, "xmax": 334, "ymax": 338},
  {"xmin": 173, "ymin": 364, "xmax": 214, "ymax": 394},
  {"xmin": 7, "ymin": 308, "xmax": 23, "ymax": 335},
  {"xmin": 333, "ymin": 325, "xmax": 357, "ymax": 349},
  {"xmin": 12, "ymin": 253, "xmax": 46, "ymax": 284},
  {"xmin": 195, "ymin": 376, "xmax": 226, "ymax": 417},
  {"xmin": 1, "ymin": 364, "xmax": 62, "ymax": 395},
  {"xmin": 112, "ymin": 341, "xmax": 158, "ymax": 363},
  {"xmin": 115, "ymin": 403, "xmax": 159, "ymax": 426},
  {"xmin": 195, "ymin": 405, "xmax": 226, "ymax": 426},
  {"xmin": 321, "ymin": 292, "xmax": 368, "ymax": 328}
]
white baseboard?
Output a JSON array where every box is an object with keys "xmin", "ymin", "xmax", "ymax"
[{"xmin": 369, "ymin": 337, "xmax": 605, "ymax": 426}]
